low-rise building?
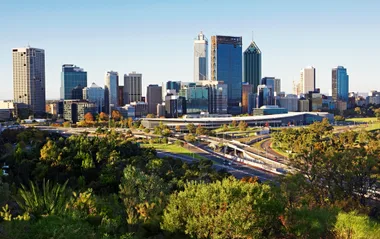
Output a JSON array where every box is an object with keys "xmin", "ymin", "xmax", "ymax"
[
  {"xmin": 252, "ymin": 105, "xmax": 288, "ymax": 116},
  {"xmin": 63, "ymin": 100, "xmax": 97, "ymax": 124}
]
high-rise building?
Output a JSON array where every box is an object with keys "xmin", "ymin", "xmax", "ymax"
[
  {"xmin": 71, "ymin": 85, "xmax": 84, "ymax": 100},
  {"xmin": 60, "ymin": 64, "xmax": 87, "ymax": 100},
  {"xmin": 211, "ymin": 35, "xmax": 242, "ymax": 115},
  {"xmin": 118, "ymin": 86, "xmax": 124, "ymax": 106},
  {"xmin": 194, "ymin": 32, "xmax": 208, "ymax": 81},
  {"xmin": 261, "ymin": 77, "xmax": 275, "ymax": 105},
  {"xmin": 123, "ymin": 72, "xmax": 142, "ymax": 104},
  {"xmin": 274, "ymin": 78, "xmax": 281, "ymax": 95},
  {"xmin": 146, "ymin": 84, "xmax": 162, "ymax": 115},
  {"xmin": 300, "ymin": 66, "xmax": 316, "ymax": 94},
  {"xmin": 12, "ymin": 47, "xmax": 46, "ymax": 116},
  {"xmin": 104, "ymin": 71, "xmax": 119, "ymax": 114},
  {"xmin": 83, "ymin": 83, "xmax": 105, "ymax": 113},
  {"xmin": 279, "ymin": 94, "xmax": 298, "ymax": 112},
  {"xmin": 243, "ymin": 41, "xmax": 261, "ymax": 92},
  {"xmin": 241, "ymin": 83, "xmax": 253, "ymax": 114},
  {"xmin": 332, "ymin": 66, "xmax": 349, "ymax": 102},
  {"xmin": 179, "ymin": 84, "xmax": 209, "ymax": 114},
  {"xmin": 257, "ymin": 85, "xmax": 271, "ymax": 108},
  {"xmin": 166, "ymin": 81, "xmax": 181, "ymax": 94}
]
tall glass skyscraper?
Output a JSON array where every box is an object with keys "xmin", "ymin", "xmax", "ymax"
[
  {"xmin": 60, "ymin": 64, "xmax": 87, "ymax": 100},
  {"xmin": 332, "ymin": 66, "xmax": 349, "ymax": 102},
  {"xmin": 194, "ymin": 32, "xmax": 208, "ymax": 81},
  {"xmin": 104, "ymin": 71, "xmax": 119, "ymax": 114},
  {"xmin": 243, "ymin": 41, "xmax": 261, "ymax": 93},
  {"xmin": 261, "ymin": 77, "xmax": 275, "ymax": 105},
  {"xmin": 211, "ymin": 35, "xmax": 242, "ymax": 115}
]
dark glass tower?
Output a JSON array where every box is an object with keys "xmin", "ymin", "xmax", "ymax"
[
  {"xmin": 243, "ymin": 41, "xmax": 261, "ymax": 94},
  {"xmin": 332, "ymin": 66, "xmax": 349, "ymax": 102},
  {"xmin": 60, "ymin": 64, "xmax": 87, "ymax": 100},
  {"xmin": 211, "ymin": 35, "xmax": 242, "ymax": 115}
]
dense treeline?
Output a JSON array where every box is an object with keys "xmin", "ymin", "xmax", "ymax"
[{"xmin": 0, "ymin": 125, "xmax": 379, "ymax": 238}]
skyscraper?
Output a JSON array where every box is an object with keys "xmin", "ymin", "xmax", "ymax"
[
  {"xmin": 12, "ymin": 47, "xmax": 46, "ymax": 116},
  {"xmin": 60, "ymin": 64, "xmax": 87, "ymax": 100},
  {"xmin": 261, "ymin": 77, "xmax": 275, "ymax": 105},
  {"xmin": 332, "ymin": 66, "xmax": 349, "ymax": 102},
  {"xmin": 194, "ymin": 31, "xmax": 208, "ymax": 81},
  {"xmin": 146, "ymin": 84, "xmax": 162, "ymax": 115},
  {"xmin": 166, "ymin": 81, "xmax": 181, "ymax": 94},
  {"xmin": 104, "ymin": 71, "xmax": 119, "ymax": 114},
  {"xmin": 241, "ymin": 83, "xmax": 253, "ymax": 114},
  {"xmin": 243, "ymin": 41, "xmax": 261, "ymax": 92},
  {"xmin": 257, "ymin": 85, "xmax": 271, "ymax": 108},
  {"xmin": 274, "ymin": 78, "xmax": 281, "ymax": 95},
  {"xmin": 211, "ymin": 35, "xmax": 242, "ymax": 115},
  {"xmin": 300, "ymin": 66, "xmax": 316, "ymax": 94},
  {"xmin": 123, "ymin": 72, "xmax": 142, "ymax": 104},
  {"xmin": 83, "ymin": 83, "xmax": 105, "ymax": 113}
]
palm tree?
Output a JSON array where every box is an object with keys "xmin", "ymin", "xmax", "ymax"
[{"xmin": 15, "ymin": 179, "xmax": 70, "ymax": 216}]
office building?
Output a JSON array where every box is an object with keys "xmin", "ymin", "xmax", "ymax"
[
  {"xmin": 165, "ymin": 94, "xmax": 180, "ymax": 118},
  {"xmin": 300, "ymin": 66, "xmax": 316, "ymax": 94},
  {"xmin": 274, "ymin": 78, "xmax": 281, "ymax": 95},
  {"xmin": 157, "ymin": 104, "xmax": 166, "ymax": 118},
  {"xmin": 63, "ymin": 100, "xmax": 97, "ymax": 124},
  {"xmin": 123, "ymin": 72, "xmax": 142, "ymax": 104},
  {"xmin": 83, "ymin": 83, "xmax": 105, "ymax": 113},
  {"xmin": 12, "ymin": 47, "xmax": 46, "ymax": 116},
  {"xmin": 104, "ymin": 71, "xmax": 119, "ymax": 114},
  {"xmin": 279, "ymin": 94, "xmax": 298, "ymax": 112},
  {"xmin": 252, "ymin": 105, "xmax": 288, "ymax": 116},
  {"xmin": 60, "ymin": 64, "xmax": 87, "ymax": 100},
  {"xmin": 332, "ymin": 66, "xmax": 349, "ymax": 102},
  {"xmin": 166, "ymin": 81, "xmax": 181, "ymax": 94},
  {"xmin": 118, "ymin": 86, "xmax": 124, "ymax": 106},
  {"xmin": 129, "ymin": 101, "xmax": 148, "ymax": 118},
  {"xmin": 306, "ymin": 90, "xmax": 323, "ymax": 112},
  {"xmin": 202, "ymin": 80, "xmax": 228, "ymax": 114},
  {"xmin": 119, "ymin": 104, "xmax": 136, "ymax": 118},
  {"xmin": 243, "ymin": 41, "xmax": 261, "ymax": 92},
  {"xmin": 257, "ymin": 85, "xmax": 271, "ymax": 108},
  {"xmin": 298, "ymin": 99, "xmax": 310, "ymax": 112},
  {"xmin": 211, "ymin": 35, "xmax": 242, "ymax": 115},
  {"xmin": 146, "ymin": 84, "xmax": 162, "ymax": 115},
  {"xmin": 261, "ymin": 77, "xmax": 275, "ymax": 105},
  {"xmin": 194, "ymin": 31, "xmax": 208, "ymax": 81},
  {"xmin": 71, "ymin": 85, "xmax": 84, "ymax": 100},
  {"xmin": 242, "ymin": 83, "xmax": 253, "ymax": 114},
  {"xmin": 179, "ymin": 84, "xmax": 209, "ymax": 114}
]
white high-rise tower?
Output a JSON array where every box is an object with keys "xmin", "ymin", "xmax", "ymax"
[
  {"xmin": 194, "ymin": 31, "xmax": 208, "ymax": 81},
  {"xmin": 300, "ymin": 66, "xmax": 316, "ymax": 94}
]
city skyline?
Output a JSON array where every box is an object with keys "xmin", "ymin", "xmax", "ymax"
[{"xmin": 1, "ymin": 1, "xmax": 380, "ymax": 100}]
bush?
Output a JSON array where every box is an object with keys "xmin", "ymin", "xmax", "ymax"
[{"xmin": 334, "ymin": 211, "xmax": 380, "ymax": 239}]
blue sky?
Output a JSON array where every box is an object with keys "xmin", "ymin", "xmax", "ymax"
[{"xmin": 1, "ymin": 0, "xmax": 379, "ymax": 99}]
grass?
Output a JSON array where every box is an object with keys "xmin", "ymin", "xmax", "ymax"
[
  {"xmin": 141, "ymin": 143, "xmax": 208, "ymax": 161},
  {"xmin": 346, "ymin": 117, "xmax": 378, "ymax": 123}
]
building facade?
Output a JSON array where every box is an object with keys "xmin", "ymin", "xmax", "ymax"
[
  {"xmin": 123, "ymin": 72, "xmax": 142, "ymax": 104},
  {"xmin": 13, "ymin": 47, "xmax": 46, "ymax": 116},
  {"xmin": 260, "ymin": 77, "xmax": 275, "ymax": 105},
  {"xmin": 118, "ymin": 86, "xmax": 124, "ymax": 106},
  {"xmin": 279, "ymin": 94, "xmax": 298, "ymax": 112},
  {"xmin": 63, "ymin": 100, "xmax": 97, "ymax": 124},
  {"xmin": 242, "ymin": 83, "xmax": 253, "ymax": 114},
  {"xmin": 257, "ymin": 85, "xmax": 271, "ymax": 108},
  {"xmin": 83, "ymin": 83, "xmax": 105, "ymax": 113},
  {"xmin": 300, "ymin": 66, "xmax": 316, "ymax": 94},
  {"xmin": 104, "ymin": 71, "xmax": 119, "ymax": 114},
  {"xmin": 332, "ymin": 66, "xmax": 349, "ymax": 102},
  {"xmin": 166, "ymin": 81, "xmax": 181, "ymax": 94},
  {"xmin": 274, "ymin": 78, "xmax": 281, "ymax": 95},
  {"xmin": 243, "ymin": 41, "xmax": 261, "ymax": 93},
  {"xmin": 71, "ymin": 85, "xmax": 84, "ymax": 100},
  {"xmin": 179, "ymin": 84, "xmax": 209, "ymax": 114},
  {"xmin": 146, "ymin": 84, "xmax": 162, "ymax": 115},
  {"xmin": 203, "ymin": 81, "xmax": 228, "ymax": 114},
  {"xmin": 60, "ymin": 64, "xmax": 87, "ymax": 100},
  {"xmin": 211, "ymin": 35, "xmax": 242, "ymax": 115},
  {"xmin": 194, "ymin": 32, "xmax": 208, "ymax": 81}
]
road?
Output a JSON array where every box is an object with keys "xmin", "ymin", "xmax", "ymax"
[{"xmin": 156, "ymin": 151, "xmax": 277, "ymax": 182}]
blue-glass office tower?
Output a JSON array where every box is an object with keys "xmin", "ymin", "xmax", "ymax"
[
  {"xmin": 211, "ymin": 35, "xmax": 242, "ymax": 115},
  {"xmin": 332, "ymin": 66, "xmax": 349, "ymax": 102},
  {"xmin": 60, "ymin": 64, "xmax": 87, "ymax": 100},
  {"xmin": 257, "ymin": 85, "xmax": 270, "ymax": 108},
  {"xmin": 261, "ymin": 77, "xmax": 275, "ymax": 105},
  {"xmin": 179, "ymin": 84, "xmax": 209, "ymax": 114},
  {"xmin": 166, "ymin": 81, "xmax": 181, "ymax": 94},
  {"xmin": 243, "ymin": 41, "xmax": 261, "ymax": 93}
]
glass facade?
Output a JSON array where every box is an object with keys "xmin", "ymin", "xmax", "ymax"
[
  {"xmin": 83, "ymin": 83, "xmax": 105, "ymax": 113},
  {"xmin": 104, "ymin": 71, "xmax": 119, "ymax": 114},
  {"xmin": 211, "ymin": 36, "xmax": 242, "ymax": 115},
  {"xmin": 194, "ymin": 32, "xmax": 208, "ymax": 81},
  {"xmin": 243, "ymin": 41, "xmax": 261, "ymax": 93},
  {"xmin": 60, "ymin": 64, "xmax": 87, "ymax": 100},
  {"xmin": 332, "ymin": 66, "xmax": 349, "ymax": 102},
  {"xmin": 257, "ymin": 85, "xmax": 270, "ymax": 107},
  {"xmin": 166, "ymin": 81, "xmax": 181, "ymax": 93},
  {"xmin": 261, "ymin": 77, "xmax": 275, "ymax": 105},
  {"xmin": 179, "ymin": 85, "xmax": 209, "ymax": 114}
]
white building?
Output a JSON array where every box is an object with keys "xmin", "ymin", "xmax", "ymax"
[
  {"xmin": 123, "ymin": 72, "xmax": 142, "ymax": 104},
  {"xmin": 300, "ymin": 66, "xmax": 316, "ymax": 94},
  {"xmin": 83, "ymin": 83, "xmax": 105, "ymax": 113},
  {"xmin": 194, "ymin": 31, "xmax": 208, "ymax": 81},
  {"xmin": 13, "ymin": 47, "xmax": 46, "ymax": 115},
  {"xmin": 279, "ymin": 94, "xmax": 298, "ymax": 112},
  {"xmin": 274, "ymin": 78, "xmax": 281, "ymax": 95},
  {"xmin": 104, "ymin": 71, "xmax": 119, "ymax": 113}
]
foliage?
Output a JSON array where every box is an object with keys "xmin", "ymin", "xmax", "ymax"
[
  {"xmin": 195, "ymin": 125, "xmax": 208, "ymax": 136},
  {"xmin": 62, "ymin": 121, "xmax": 71, "ymax": 128},
  {"xmin": 146, "ymin": 114, "xmax": 155, "ymax": 118},
  {"xmin": 334, "ymin": 115, "xmax": 346, "ymax": 121},
  {"xmin": 84, "ymin": 112, "xmax": 94, "ymax": 122},
  {"xmin": 15, "ymin": 179, "xmax": 70, "ymax": 217},
  {"xmin": 99, "ymin": 112, "xmax": 109, "ymax": 121},
  {"xmin": 111, "ymin": 110, "xmax": 122, "ymax": 121},
  {"xmin": 162, "ymin": 177, "xmax": 285, "ymax": 238},
  {"xmin": 184, "ymin": 133, "xmax": 196, "ymax": 142},
  {"xmin": 186, "ymin": 123, "xmax": 196, "ymax": 134},
  {"xmin": 238, "ymin": 121, "xmax": 248, "ymax": 131},
  {"xmin": 334, "ymin": 211, "xmax": 380, "ymax": 239}
]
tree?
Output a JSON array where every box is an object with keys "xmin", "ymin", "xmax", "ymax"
[
  {"xmin": 334, "ymin": 115, "xmax": 345, "ymax": 121},
  {"xmin": 374, "ymin": 108, "xmax": 380, "ymax": 120},
  {"xmin": 186, "ymin": 123, "xmax": 196, "ymax": 134},
  {"xmin": 162, "ymin": 178, "xmax": 285, "ymax": 238},
  {"xmin": 62, "ymin": 121, "xmax": 71, "ymax": 128},
  {"xmin": 84, "ymin": 112, "xmax": 94, "ymax": 122},
  {"xmin": 184, "ymin": 134, "xmax": 196, "ymax": 143},
  {"xmin": 238, "ymin": 121, "xmax": 248, "ymax": 131},
  {"xmin": 230, "ymin": 120, "xmax": 237, "ymax": 128},
  {"xmin": 195, "ymin": 125, "xmax": 206, "ymax": 136},
  {"xmin": 111, "ymin": 110, "xmax": 122, "ymax": 121},
  {"xmin": 354, "ymin": 107, "xmax": 362, "ymax": 116},
  {"xmin": 146, "ymin": 114, "xmax": 155, "ymax": 118},
  {"xmin": 175, "ymin": 125, "xmax": 181, "ymax": 132},
  {"xmin": 99, "ymin": 112, "xmax": 109, "ymax": 121}
]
